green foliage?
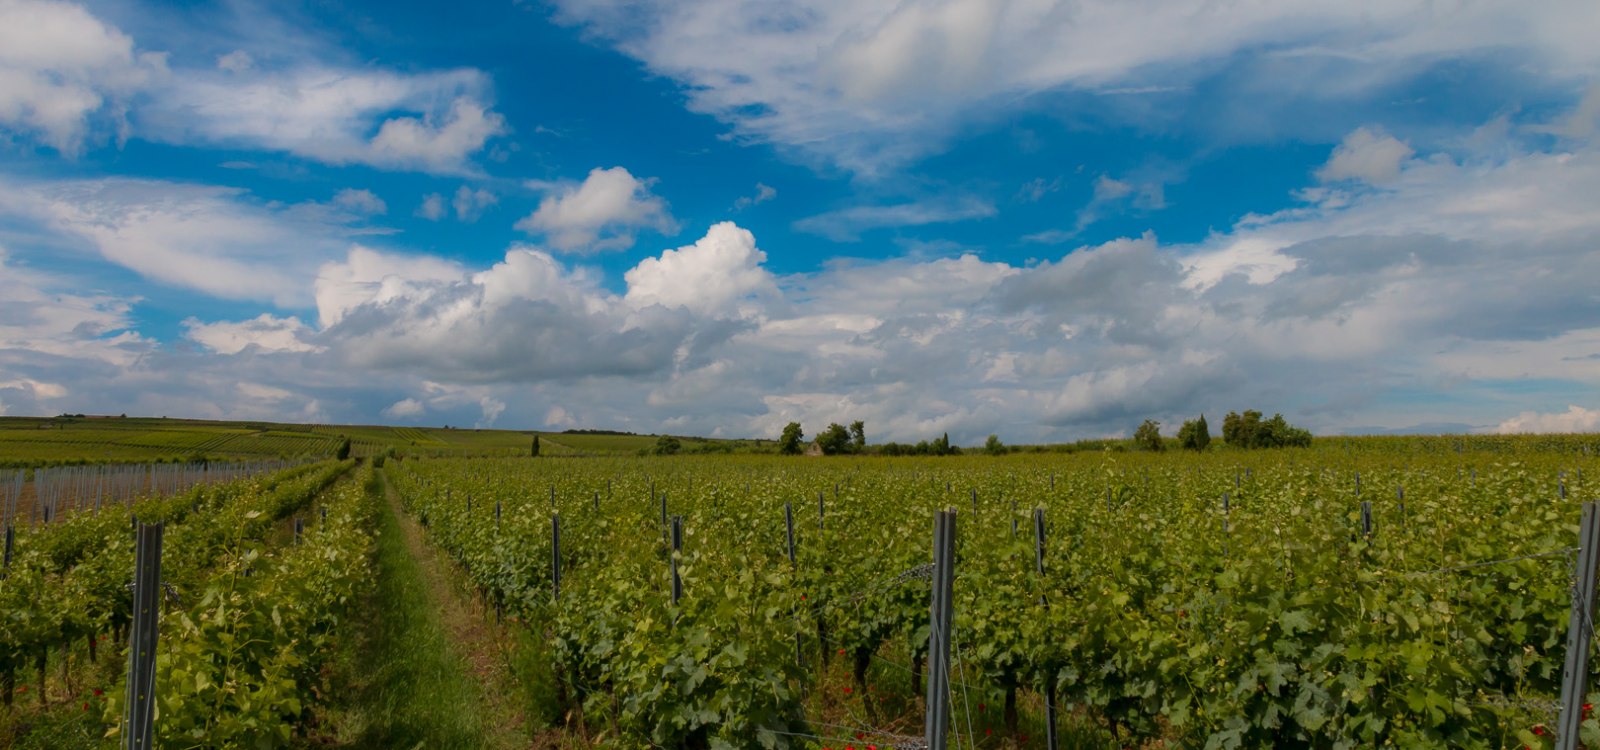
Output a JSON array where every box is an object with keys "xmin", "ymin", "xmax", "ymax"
[
  {"xmin": 111, "ymin": 470, "xmax": 376, "ymax": 748},
  {"xmin": 815, "ymin": 423, "xmax": 854, "ymax": 455},
  {"xmin": 1178, "ymin": 414, "xmax": 1212, "ymax": 451},
  {"xmin": 335, "ymin": 436, "xmax": 352, "ymax": 461},
  {"xmin": 1223, "ymin": 410, "xmax": 1312, "ymax": 448},
  {"xmin": 1134, "ymin": 419, "xmax": 1164, "ymax": 451},
  {"xmin": 924, "ymin": 431, "xmax": 961, "ymax": 455},
  {"xmin": 376, "ymin": 448, "xmax": 1597, "ymax": 749},
  {"xmin": 985, "ymin": 434, "xmax": 1006, "ymax": 455},
  {"xmin": 652, "ymin": 435, "xmax": 683, "ymax": 455},
  {"xmin": 849, "ymin": 420, "xmax": 866, "ymax": 451},
  {"xmin": 531, "ymin": 434, "xmax": 541, "ymax": 457},
  {"xmin": 778, "ymin": 422, "xmax": 804, "ymax": 455}
]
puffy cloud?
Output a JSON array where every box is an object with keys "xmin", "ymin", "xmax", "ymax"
[
  {"xmin": 416, "ymin": 193, "xmax": 446, "ymax": 220},
  {"xmin": 1493, "ymin": 405, "xmax": 1600, "ymax": 434},
  {"xmin": 792, "ymin": 195, "xmax": 995, "ymax": 241},
  {"xmin": 1317, "ymin": 127, "xmax": 1416, "ymax": 184},
  {"xmin": 313, "ymin": 245, "xmax": 463, "ymax": 327},
  {"xmin": 551, "ymin": 0, "xmax": 1600, "ymax": 171},
  {"xmin": 624, "ymin": 222, "xmax": 775, "ymax": 316},
  {"xmin": 452, "ymin": 186, "xmax": 497, "ymax": 222},
  {"xmin": 317, "ymin": 243, "xmax": 690, "ymax": 383},
  {"xmin": 383, "ymin": 397, "xmax": 425, "ymax": 418},
  {"xmin": 515, "ymin": 167, "xmax": 676, "ymax": 252},
  {"xmin": 184, "ymin": 314, "xmax": 323, "ymax": 355},
  {"xmin": 368, "ymin": 98, "xmax": 507, "ymax": 174},
  {"xmin": 0, "ymin": 0, "xmax": 165, "ymax": 154}
]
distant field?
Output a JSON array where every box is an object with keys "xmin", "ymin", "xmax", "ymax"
[{"xmin": 0, "ymin": 416, "xmax": 765, "ymax": 466}]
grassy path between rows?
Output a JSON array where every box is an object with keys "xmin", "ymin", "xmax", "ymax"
[{"xmin": 306, "ymin": 469, "xmax": 530, "ymax": 749}]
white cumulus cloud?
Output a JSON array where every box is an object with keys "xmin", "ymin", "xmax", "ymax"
[
  {"xmin": 515, "ymin": 167, "xmax": 676, "ymax": 253},
  {"xmin": 383, "ymin": 397, "xmax": 425, "ymax": 418},
  {"xmin": 1493, "ymin": 405, "xmax": 1600, "ymax": 434},
  {"xmin": 184, "ymin": 314, "xmax": 323, "ymax": 355},
  {"xmin": 0, "ymin": 0, "xmax": 165, "ymax": 154},
  {"xmin": 624, "ymin": 222, "xmax": 776, "ymax": 316},
  {"xmin": 1317, "ymin": 127, "xmax": 1416, "ymax": 184}
]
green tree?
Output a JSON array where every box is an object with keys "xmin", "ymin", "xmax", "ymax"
[
  {"xmin": 984, "ymin": 434, "xmax": 1006, "ymax": 455},
  {"xmin": 335, "ymin": 437, "xmax": 351, "ymax": 461},
  {"xmin": 1257, "ymin": 413, "xmax": 1313, "ymax": 448},
  {"xmin": 779, "ymin": 422, "xmax": 804, "ymax": 455},
  {"xmin": 816, "ymin": 423, "xmax": 853, "ymax": 455},
  {"xmin": 849, "ymin": 420, "xmax": 866, "ymax": 451},
  {"xmin": 1223, "ymin": 410, "xmax": 1311, "ymax": 448},
  {"xmin": 1223, "ymin": 410, "xmax": 1262, "ymax": 447},
  {"xmin": 1134, "ymin": 420, "xmax": 1164, "ymax": 451},
  {"xmin": 1177, "ymin": 415, "xmax": 1211, "ymax": 451},
  {"xmin": 652, "ymin": 436, "xmax": 682, "ymax": 455},
  {"xmin": 531, "ymin": 435, "xmax": 541, "ymax": 457}
]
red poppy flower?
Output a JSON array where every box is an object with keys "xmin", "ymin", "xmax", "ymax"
[{"xmin": 843, "ymin": 686, "xmax": 852, "ymax": 694}]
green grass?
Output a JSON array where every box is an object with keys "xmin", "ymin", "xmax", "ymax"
[
  {"xmin": 305, "ymin": 474, "xmax": 504, "ymax": 749},
  {"xmin": 0, "ymin": 415, "xmax": 789, "ymax": 466}
]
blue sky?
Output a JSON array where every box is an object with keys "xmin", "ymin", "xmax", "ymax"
[{"xmin": 1, "ymin": 0, "xmax": 1597, "ymax": 443}]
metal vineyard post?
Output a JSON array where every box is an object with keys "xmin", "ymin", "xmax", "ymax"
[
  {"xmin": 925, "ymin": 509, "xmax": 956, "ymax": 750},
  {"xmin": 124, "ymin": 522, "xmax": 164, "ymax": 750},
  {"xmin": 1556, "ymin": 501, "xmax": 1600, "ymax": 750}
]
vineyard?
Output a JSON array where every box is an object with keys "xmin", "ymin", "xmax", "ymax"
[
  {"xmin": 379, "ymin": 438, "xmax": 1600, "ymax": 749},
  {"xmin": 2, "ymin": 435, "xmax": 1599, "ymax": 749}
]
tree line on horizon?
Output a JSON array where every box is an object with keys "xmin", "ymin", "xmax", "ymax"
[
  {"xmin": 1134, "ymin": 410, "xmax": 1312, "ymax": 452},
  {"xmin": 776, "ymin": 409, "xmax": 1312, "ymax": 457}
]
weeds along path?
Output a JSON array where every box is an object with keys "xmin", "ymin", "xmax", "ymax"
[{"xmin": 311, "ymin": 468, "xmax": 529, "ymax": 749}]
